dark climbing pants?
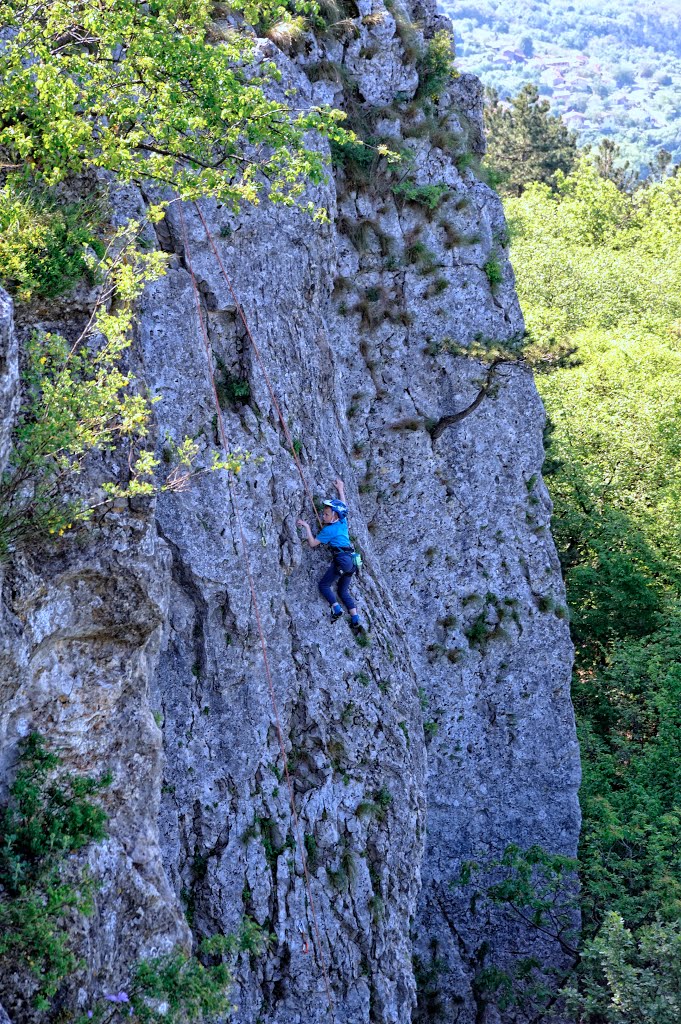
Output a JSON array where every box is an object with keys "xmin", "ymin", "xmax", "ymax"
[{"xmin": 319, "ymin": 557, "xmax": 356, "ymax": 612}]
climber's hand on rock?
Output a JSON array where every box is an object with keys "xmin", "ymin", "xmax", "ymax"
[{"xmin": 334, "ymin": 477, "xmax": 345, "ymax": 499}]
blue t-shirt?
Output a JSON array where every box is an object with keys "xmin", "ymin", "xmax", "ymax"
[{"xmin": 316, "ymin": 519, "xmax": 351, "ymax": 551}]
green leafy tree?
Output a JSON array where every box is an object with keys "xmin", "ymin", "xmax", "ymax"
[
  {"xmin": 592, "ymin": 139, "xmax": 638, "ymax": 193},
  {"xmin": 0, "ymin": 183, "xmax": 105, "ymax": 300},
  {"xmin": 0, "ymin": 0, "xmax": 351, "ymax": 209},
  {"xmin": 490, "ymin": 158, "xmax": 681, "ymax": 1021},
  {"xmin": 416, "ymin": 29, "xmax": 459, "ymax": 100},
  {"xmin": 483, "ymin": 84, "xmax": 578, "ymax": 196},
  {"xmin": 565, "ymin": 914, "xmax": 681, "ymax": 1024}
]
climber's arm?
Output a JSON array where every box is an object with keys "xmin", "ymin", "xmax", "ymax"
[
  {"xmin": 297, "ymin": 519, "xmax": 322, "ymax": 548},
  {"xmin": 334, "ymin": 477, "xmax": 346, "ymax": 503}
]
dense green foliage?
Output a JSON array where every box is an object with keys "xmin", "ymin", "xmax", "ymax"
[
  {"xmin": 0, "ymin": 183, "xmax": 105, "ymax": 301},
  {"xmin": 0, "ymin": 733, "xmax": 110, "ymax": 1008},
  {"xmin": 0, "ymin": 0, "xmax": 349, "ymax": 208},
  {"xmin": 443, "ymin": 0, "xmax": 681, "ymax": 169},
  {"xmin": 82, "ymin": 920, "xmax": 269, "ymax": 1024},
  {"xmin": 490, "ymin": 159, "xmax": 681, "ymax": 1018},
  {"xmin": 483, "ymin": 84, "xmax": 578, "ymax": 195}
]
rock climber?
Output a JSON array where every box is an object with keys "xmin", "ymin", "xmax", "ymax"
[{"xmin": 297, "ymin": 477, "xmax": 365, "ymax": 633}]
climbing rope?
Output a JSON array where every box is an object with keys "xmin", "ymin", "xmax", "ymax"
[
  {"xmin": 193, "ymin": 201, "xmax": 323, "ymax": 529},
  {"xmin": 178, "ymin": 204, "xmax": 335, "ymax": 1017}
]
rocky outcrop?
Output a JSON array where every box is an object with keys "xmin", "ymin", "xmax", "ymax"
[
  {"xmin": 0, "ymin": 0, "xmax": 580, "ymax": 1020},
  {"xmin": 0, "ymin": 290, "xmax": 18, "ymax": 474}
]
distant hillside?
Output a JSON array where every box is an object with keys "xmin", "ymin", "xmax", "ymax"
[{"xmin": 440, "ymin": 0, "xmax": 681, "ymax": 168}]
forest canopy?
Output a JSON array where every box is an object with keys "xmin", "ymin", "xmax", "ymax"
[
  {"xmin": 491, "ymin": 157, "xmax": 681, "ymax": 1019},
  {"xmin": 443, "ymin": 0, "xmax": 681, "ymax": 170}
]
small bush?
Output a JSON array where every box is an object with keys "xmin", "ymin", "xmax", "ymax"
[
  {"xmin": 465, "ymin": 612, "xmax": 492, "ymax": 646},
  {"xmin": 416, "ymin": 30, "xmax": 459, "ymax": 100},
  {"xmin": 84, "ymin": 919, "xmax": 269, "ymax": 1024},
  {"xmin": 215, "ymin": 357, "xmax": 251, "ymax": 407},
  {"xmin": 330, "ymin": 137, "xmax": 373, "ymax": 183},
  {"xmin": 425, "ymin": 276, "xmax": 449, "ymax": 298},
  {"xmin": 265, "ymin": 15, "xmax": 307, "ymax": 50},
  {"xmin": 406, "ymin": 241, "xmax": 439, "ymax": 274},
  {"xmin": 0, "ymin": 180, "xmax": 105, "ymax": 301},
  {"xmin": 304, "ymin": 833, "xmax": 319, "ymax": 870},
  {"xmin": 424, "ymin": 720, "xmax": 438, "ymax": 740},
  {"xmin": 483, "ymin": 256, "xmax": 503, "ymax": 287},
  {"xmin": 392, "ymin": 180, "xmax": 449, "ymax": 210},
  {"xmin": 369, "ymin": 893, "xmax": 385, "ymax": 922},
  {"xmin": 374, "ymin": 786, "xmax": 393, "ymax": 820}
]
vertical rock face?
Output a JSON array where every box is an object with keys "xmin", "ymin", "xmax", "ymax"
[
  {"xmin": 0, "ymin": 1, "xmax": 580, "ymax": 1021},
  {"xmin": 141, "ymin": 194, "xmax": 426, "ymax": 1023},
  {"xmin": 0, "ymin": 289, "xmax": 18, "ymax": 474}
]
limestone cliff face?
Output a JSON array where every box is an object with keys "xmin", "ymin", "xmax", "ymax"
[{"xmin": 0, "ymin": 1, "xmax": 580, "ymax": 1021}]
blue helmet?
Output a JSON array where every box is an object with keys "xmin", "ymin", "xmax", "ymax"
[{"xmin": 323, "ymin": 499, "xmax": 348, "ymax": 520}]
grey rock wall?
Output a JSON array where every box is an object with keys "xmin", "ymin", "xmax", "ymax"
[
  {"xmin": 0, "ymin": 290, "xmax": 18, "ymax": 474},
  {"xmin": 0, "ymin": 0, "xmax": 580, "ymax": 1020}
]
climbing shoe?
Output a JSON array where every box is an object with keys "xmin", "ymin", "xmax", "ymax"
[
  {"xmin": 350, "ymin": 616, "xmax": 365, "ymax": 634},
  {"xmin": 331, "ymin": 604, "xmax": 343, "ymax": 623}
]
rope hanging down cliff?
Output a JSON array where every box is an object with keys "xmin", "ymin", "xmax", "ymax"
[{"xmin": 178, "ymin": 204, "xmax": 335, "ymax": 1018}]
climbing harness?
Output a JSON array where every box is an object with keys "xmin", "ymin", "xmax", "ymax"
[{"xmin": 178, "ymin": 205, "xmax": 335, "ymax": 1017}]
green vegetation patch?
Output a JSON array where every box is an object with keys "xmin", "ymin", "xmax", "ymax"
[
  {"xmin": 392, "ymin": 180, "xmax": 449, "ymax": 209},
  {"xmin": 457, "ymin": 153, "xmax": 681, "ymax": 1020},
  {"xmin": 0, "ymin": 181, "xmax": 105, "ymax": 301},
  {"xmin": 0, "ymin": 733, "xmax": 110, "ymax": 1008}
]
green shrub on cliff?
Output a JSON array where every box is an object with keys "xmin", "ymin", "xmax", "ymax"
[
  {"xmin": 0, "ymin": 184, "xmax": 105, "ymax": 301},
  {"xmin": 0, "ymin": 733, "xmax": 110, "ymax": 1008},
  {"xmin": 0, "ymin": 733, "xmax": 268, "ymax": 1018},
  {"xmin": 416, "ymin": 30, "xmax": 459, "ymax": 99}
]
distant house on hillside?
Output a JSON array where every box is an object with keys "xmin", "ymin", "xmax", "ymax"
[
  {"xmin": 497, "ymin": 48, "xmax": 527, "ymax": 63},
  {"xmin": 563, "ymin": 110, "xmax": 587, "ymax": 127},
  {"xmin": 541, "ymin": 68, "xmax": 565, "ymax": 87}
]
